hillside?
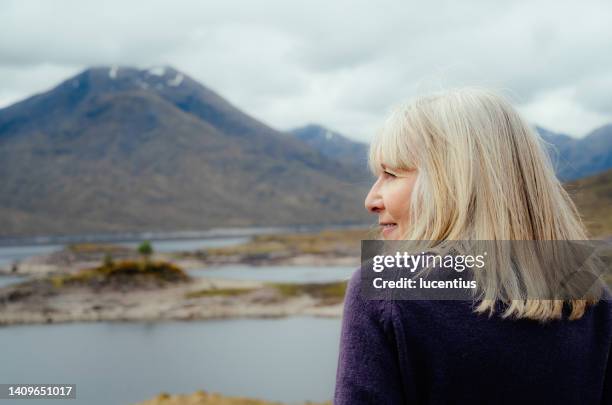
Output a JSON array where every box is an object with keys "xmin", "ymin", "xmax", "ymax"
[
  {"xmin": 0, "ymin": 66, "xmax": 371, "ymax": 237},
  {"xmin": 566, "ymin": 168, "xmax": 612, "ymax": 237}
]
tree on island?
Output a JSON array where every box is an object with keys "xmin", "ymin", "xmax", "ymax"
[
  {"xmin": 103, "ymin": 252, "xmax": 114, "ymax": 268},
  {"xmin": 138, "ymin": 240, "xmax": 154, "ymax": 268}
]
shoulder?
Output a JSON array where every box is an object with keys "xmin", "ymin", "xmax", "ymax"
[
  {"xmin": 342, "ymin": 265, "xmax": 463, "ymax": 330},
  {"xmin": 589, "ymin": 289, "xmax": 612, "ymax": 326},
  {"xmin": 341, "ymin": 267, "xmax": 394, "ymax": 331}
]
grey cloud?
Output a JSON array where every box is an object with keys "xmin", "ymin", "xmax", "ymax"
[
  {"xmin": 1, "ymin": 0, "xmax": 612, "ymax": 140},
  {"xmin": 575, "ymin": 75, "xmax": 612, "ymax": 115}
]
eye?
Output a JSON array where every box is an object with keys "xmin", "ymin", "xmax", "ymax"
[{"xmin": 383, "ymin": 170, "xmax": 397, "ymax": 178}]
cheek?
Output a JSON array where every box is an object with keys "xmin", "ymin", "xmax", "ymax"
[{"xmin": 386, "ymin": 184, "xmax": 413, "ymax": 221}]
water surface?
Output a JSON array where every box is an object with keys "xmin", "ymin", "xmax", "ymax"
[{"xmin": 0, "ymin": 317, "xmax": 342, "ymax": 405}]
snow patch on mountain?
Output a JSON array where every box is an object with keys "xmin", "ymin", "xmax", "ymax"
[
  {"xmin": 147, "ymin": 67, "xmax": 166, "ymax": 76},
  {"xmin": 109, "ymin": 66, "xmax": 118, "ymax": 79},
  {"xmin": 167, "ymin": 73, "xmax": 184, "ymax": 87}
]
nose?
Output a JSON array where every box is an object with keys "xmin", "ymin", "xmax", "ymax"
[{"xmin": 364, "ymin": 180, "xmax": 384, "ymax": 213}]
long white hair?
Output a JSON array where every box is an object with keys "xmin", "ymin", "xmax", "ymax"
[{"xmin": 368, "ymin": 87, "xmax": 604, "ymax": 321}]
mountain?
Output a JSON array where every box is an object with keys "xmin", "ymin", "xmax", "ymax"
[
  {"xmin": 537, "ymin": 126, "xmax": 612, "ymax": 181},
  {"xmin": 290, "ymin": 123, "xmax": 612, "ymax": 182},
  {"xmin": 289, "ymin": 124, "xmax": 369, "ymax": 174},
  {"xmin": 0, "ymin": 66, "xmax": 371, "ymax": 237}
]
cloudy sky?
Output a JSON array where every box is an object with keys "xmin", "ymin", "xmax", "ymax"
[{"xmin": 1, "ymin": 0, "xmax": 611, "ymax": 141}]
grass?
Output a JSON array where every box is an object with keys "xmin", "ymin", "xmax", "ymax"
[
  {"xmin": 50, "ymin": 259, "xmax": 190, "ymax": 288},
  {"xmin": 138, "ymin": 389, "xmax": 332, "ymax": 405},
  {"xmin": 566, "ymin": 168, "xmax": 612, "ymax": 237},
  {"xmin": 195, "ymin": 228, "xmax": 372, "ymax": 259},
  {"xmin": 183, "ymin": 280, "xmax": 348, "ymax": 304},
  {"xmin": 267, "ymin": 280, "xmax": 348, "ymax": 305},
  {"xmin": 185, "ymin": 287, "xmax": 255, "ymax": 299},
  {"xmin": 66, "ymin": 242, "xmax": 132, "ymax": 254},
  {"xmin": 182, "ymin": 280, "xmax": 349, "ymax": 304}
]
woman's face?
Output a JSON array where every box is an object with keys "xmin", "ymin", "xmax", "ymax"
[{"xmin": 364, "ymin": 164, "xmax": 418, "ymax": 240}]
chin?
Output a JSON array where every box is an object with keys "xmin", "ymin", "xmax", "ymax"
[
  {"xmin": 382, "ymin": 227, "xmax": 401, "ymax": 240},
  {"xmin": 383, "ymin": 232, "xmax": 398, "ymax": 241}
]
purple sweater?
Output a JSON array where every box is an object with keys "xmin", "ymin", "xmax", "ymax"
[{"xmin": 334, "ymin": 268, "xmax": 612, "ymax": 404}]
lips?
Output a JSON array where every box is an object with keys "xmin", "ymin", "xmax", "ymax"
[{"xmin": 379, "ymin": 222, "xmax": 398, "ymax": 237}]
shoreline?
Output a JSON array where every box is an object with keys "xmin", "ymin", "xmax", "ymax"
[
  {"xmin": 136, "ymin": 390, "xmax": 332, "ymax": 405},
  {"xmin": 0, "ymin": 251, "xmax": 360, "ymax": 277},
  {"xmin": 0, "ymin": 275, "xmax": 345, "ymax": 327},
  {"xmin": 0, "ymin": 304, "xmax": 344, "ymax": 328},
  {"xmin": 0, "ymin": 229, "xmax": 364, "ymax": 327},
  {"xmin": 0, "ymin": 302, "xmax": 344, "ymax": 328},
  {"xmin": 0, "ymin": 223, "xmax": 369, "ymax": 248}
]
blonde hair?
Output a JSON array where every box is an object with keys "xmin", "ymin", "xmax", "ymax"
[{"xmin": 368, "ymin": 87, "xmax": 605, "ymax": 321}]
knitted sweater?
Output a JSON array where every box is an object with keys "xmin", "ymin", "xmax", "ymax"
[{"xmin": 334, "ymin": 268, "xmax": 612, "ymax": 404}]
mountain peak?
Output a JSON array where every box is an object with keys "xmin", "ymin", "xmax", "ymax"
[
  {"xmin": 0, "ymin": 65, "xmax": 204, "ymax": 138},
  {"xmin": 291, "ymin": 124, "xmax": 340, "ymax": 142},
  {"xmin": 68, "ymin": 65, "xmax": 187, "ymax": 93},
  {"xmin": 0, "ymin": 67, "xmax": 372, "ymax": 236}
]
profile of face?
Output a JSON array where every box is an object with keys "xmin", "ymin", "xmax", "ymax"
[{"xmin": 364, "ymin": 164, "xmax": 418, "ymax": 240}]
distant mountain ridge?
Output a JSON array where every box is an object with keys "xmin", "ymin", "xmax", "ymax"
[
  {"xmin": 289, "ymin": 123, "xmax": 612, "ymax": 236},
  {"xmin": 289, "ymin": 123, "xmax": 612, "ymax": 182},
  {"xmin": 289, "ymin": 124, "xmax": 369, "ymax": 177},
  {"xmin": 537, "ymin": 125, "xmax": 612, "ymax": 181},
  {"xmin": 0, "ymin": 66, "xmax": 371, "ymax": 237}
]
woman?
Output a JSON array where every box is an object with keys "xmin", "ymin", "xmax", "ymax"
[{"xmin": 334, "ymin": 88, "xmax": 611, "ymax": 404}]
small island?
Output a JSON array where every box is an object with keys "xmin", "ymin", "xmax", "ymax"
[{"xmin": 0, "ymin": 230, "xmax": 364, "ymax": 326}]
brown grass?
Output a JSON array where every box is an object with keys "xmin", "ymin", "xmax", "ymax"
[
  {"xmin": 184, "ymin": 287, "xmax": 255, "ymax": 299},
  {"xmin": 268, "ymin": 280, "xmax": 348, "ymax": 305},
  {"xmin": 136, "ymin": 390, "xmax": 331, "ymax": 405},
  {"xmin": 50, "ymin": 260, "xmax": 190, "ymax": 288},
  {"xmin": 199, "ymin": 228, "xmax": 372, "ymax": 258}
]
